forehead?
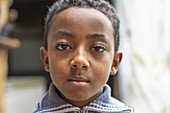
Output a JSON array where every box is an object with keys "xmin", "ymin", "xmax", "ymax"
[{"xmin": 49, "ymin": 7, "xmax": 113, "ymax": 32}]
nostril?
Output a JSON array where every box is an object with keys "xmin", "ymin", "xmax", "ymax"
[
  {"xmin": 71, "ymin": 64, "xmax": 88, "ymax": 70},
  {"xmin": 82, "ymin": 66, "xmax": 87, "ymax": 69},
  {"xmin": 72, "ymin": 65, "xmax": 77, "ymax": 68}
]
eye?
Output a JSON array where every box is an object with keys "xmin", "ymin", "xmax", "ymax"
[
  {"xmin": 56, "ymin": 43, "xmax": 71, "ymax": 51},
  {"xmin": 92, "ymin": 45, "xmax": 106, "ymax": 53}
]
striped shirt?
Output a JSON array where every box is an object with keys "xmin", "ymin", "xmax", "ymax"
[{"xmin": 33, "ymin": 83, "xmax": 133, "ymax": 113}]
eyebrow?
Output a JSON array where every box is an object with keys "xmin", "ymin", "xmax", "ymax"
[
  {"xmin": 53, "ymin": 30, "xmax": 73, "ymax": 38},
  {"xmin": 53, "ymin": 31, "xmax": 109, "ymax": 43},
  {"xmin": 87, "ymin": 33, "xmax": 109, "ymax": 43}
]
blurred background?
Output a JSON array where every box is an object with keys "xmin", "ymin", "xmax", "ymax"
[{"xmin": 0, "ymin": 0, "xmax": 170, "ymax": 113}]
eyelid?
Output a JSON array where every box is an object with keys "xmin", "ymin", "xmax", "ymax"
[
  {"xmin": 93, "ymin": 44, "xmax": 105, "ymax": 48},
  {"xmin": 56, "ymin": 42, "xmax": 72, "ymax": 51},
  {"xmin": 91, "ymin": 44, "xmax": 106, "ymax": 53}
]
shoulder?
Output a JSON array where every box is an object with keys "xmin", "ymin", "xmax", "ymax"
[{"xmin": 87, "ymin": 84, "xmax": 134, "ymax": 113}]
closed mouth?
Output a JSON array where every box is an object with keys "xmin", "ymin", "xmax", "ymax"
[
  {"xmin": 68, "ymin": 79, "xmax": 89, "ymax": 82},
  {"xmin": 67, "ymin": 77, "xmax": 90, "ymax": 83}
]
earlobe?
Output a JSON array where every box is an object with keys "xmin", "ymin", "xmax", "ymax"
[
  {"xmin": 40, "ymin": 47, "xmax": 50, "ymax": 72},
  {"xmin": 110, "ymin": 52, "xmax": 123, "ymax": 76}
]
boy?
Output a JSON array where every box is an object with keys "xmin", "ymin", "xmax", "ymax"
[{"xmin": 34, "ymin": 0, "xmax": 133, "ymax": 112}]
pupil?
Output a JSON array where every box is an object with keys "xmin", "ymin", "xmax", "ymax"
[
  {"xmin": 95, "ymin": 46, "xmax": 101, "ymax": 51},
  {"xmin": 62, "ymin": 45, "xmax": 67, "ymax": 49}
]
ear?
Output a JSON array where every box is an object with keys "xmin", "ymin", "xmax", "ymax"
[
  {"xmin": 40, "ymin": 47, "xmax": 50, "ymax": 72},
  {"xmin": 110, "ymin": 52, "xmax": 123, "ymax": 76}
]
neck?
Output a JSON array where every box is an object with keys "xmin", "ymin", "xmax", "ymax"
[{"xmin": 58, "ymin": 90, "xmax": 102, "ymax": 108}]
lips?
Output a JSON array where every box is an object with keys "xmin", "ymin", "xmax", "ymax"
[
  {"xmin": 68, "ymin": 77, "xmax": 89, "ymax": 82},
  {"xmin": 67, "ymin": 76, "xmax": 90, "ymax": 83}
]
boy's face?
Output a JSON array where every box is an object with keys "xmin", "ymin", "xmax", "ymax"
[{"xmin": 41, "ymin": 7, "xmax": 122, "ymax": 107}]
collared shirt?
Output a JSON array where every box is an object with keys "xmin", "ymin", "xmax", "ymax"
[{"xmin": 33, "ymin": 83, "xmax": 133, "ymax": 113}]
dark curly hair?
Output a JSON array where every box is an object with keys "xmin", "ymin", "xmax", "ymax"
[{"xmin": 44, "ymin": 0, "xmax": 120, "ymax": 52}]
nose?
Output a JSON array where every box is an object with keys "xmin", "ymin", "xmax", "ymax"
[{"xmin": 70, "ymin": 50, "xmax": 90, "ymax": 70}]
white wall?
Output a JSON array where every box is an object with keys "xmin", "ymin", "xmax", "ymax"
[{"xmin": 4, "ymin": 76, "xmax": 46, "ymax": 113}]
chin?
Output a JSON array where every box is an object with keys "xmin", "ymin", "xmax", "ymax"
[{"xmin": 67, "ymin": 94, "xmax": 91, "ymax": 101}]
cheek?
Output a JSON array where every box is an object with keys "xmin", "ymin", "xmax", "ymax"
[
  {"xmin": 94, "ymin": 55, "xmax": 112, "ymax": 73},
  {"xmin": 92, "ymin": 59, "xmax": 112, "ymax": 83},
  {"xmin": 49, "ymin": 62, "xmax": 69, "ymax": 90},
  {"xmin": 95, "ymin": 55, "xmax": 113, "ymax": 77},
  {"xmin": 48, "ymin": 57, "xmax": 69, "ymax": 78}
]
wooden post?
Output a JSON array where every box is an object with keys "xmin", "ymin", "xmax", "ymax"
[
  {"xmin": 0, "ymin": 0, "xmax": 8, "ymax": 112},
  {"xmin": 0, "ymin": 46, "xmax": 8, "ymax": 113},
  {"xmin": 0, "ymin": 0, "xmax": 20, "ymax": 112},
  {"xmin": 0, "ymin": 0, "xmax": 9, "ymax": 31},
  {"xmin": 0, "ymin": 37, "xmax": 20, "ymax": 113}
]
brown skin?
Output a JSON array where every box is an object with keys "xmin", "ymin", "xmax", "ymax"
[{"xmin": 40, "ymin": 7, "xmax": 122, "ymax": 108}]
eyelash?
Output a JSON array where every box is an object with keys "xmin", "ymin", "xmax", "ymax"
[
  {"xmin": 56, "ymin": 43, "xmax": 71, "ymax": 51},
  {"xmin": 91, "ymin": 45, "xmax": 106, "ymax": 53},
  {"xmin": 56, "ymin": 43, "xmax": 106, "ymax": 53}
]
